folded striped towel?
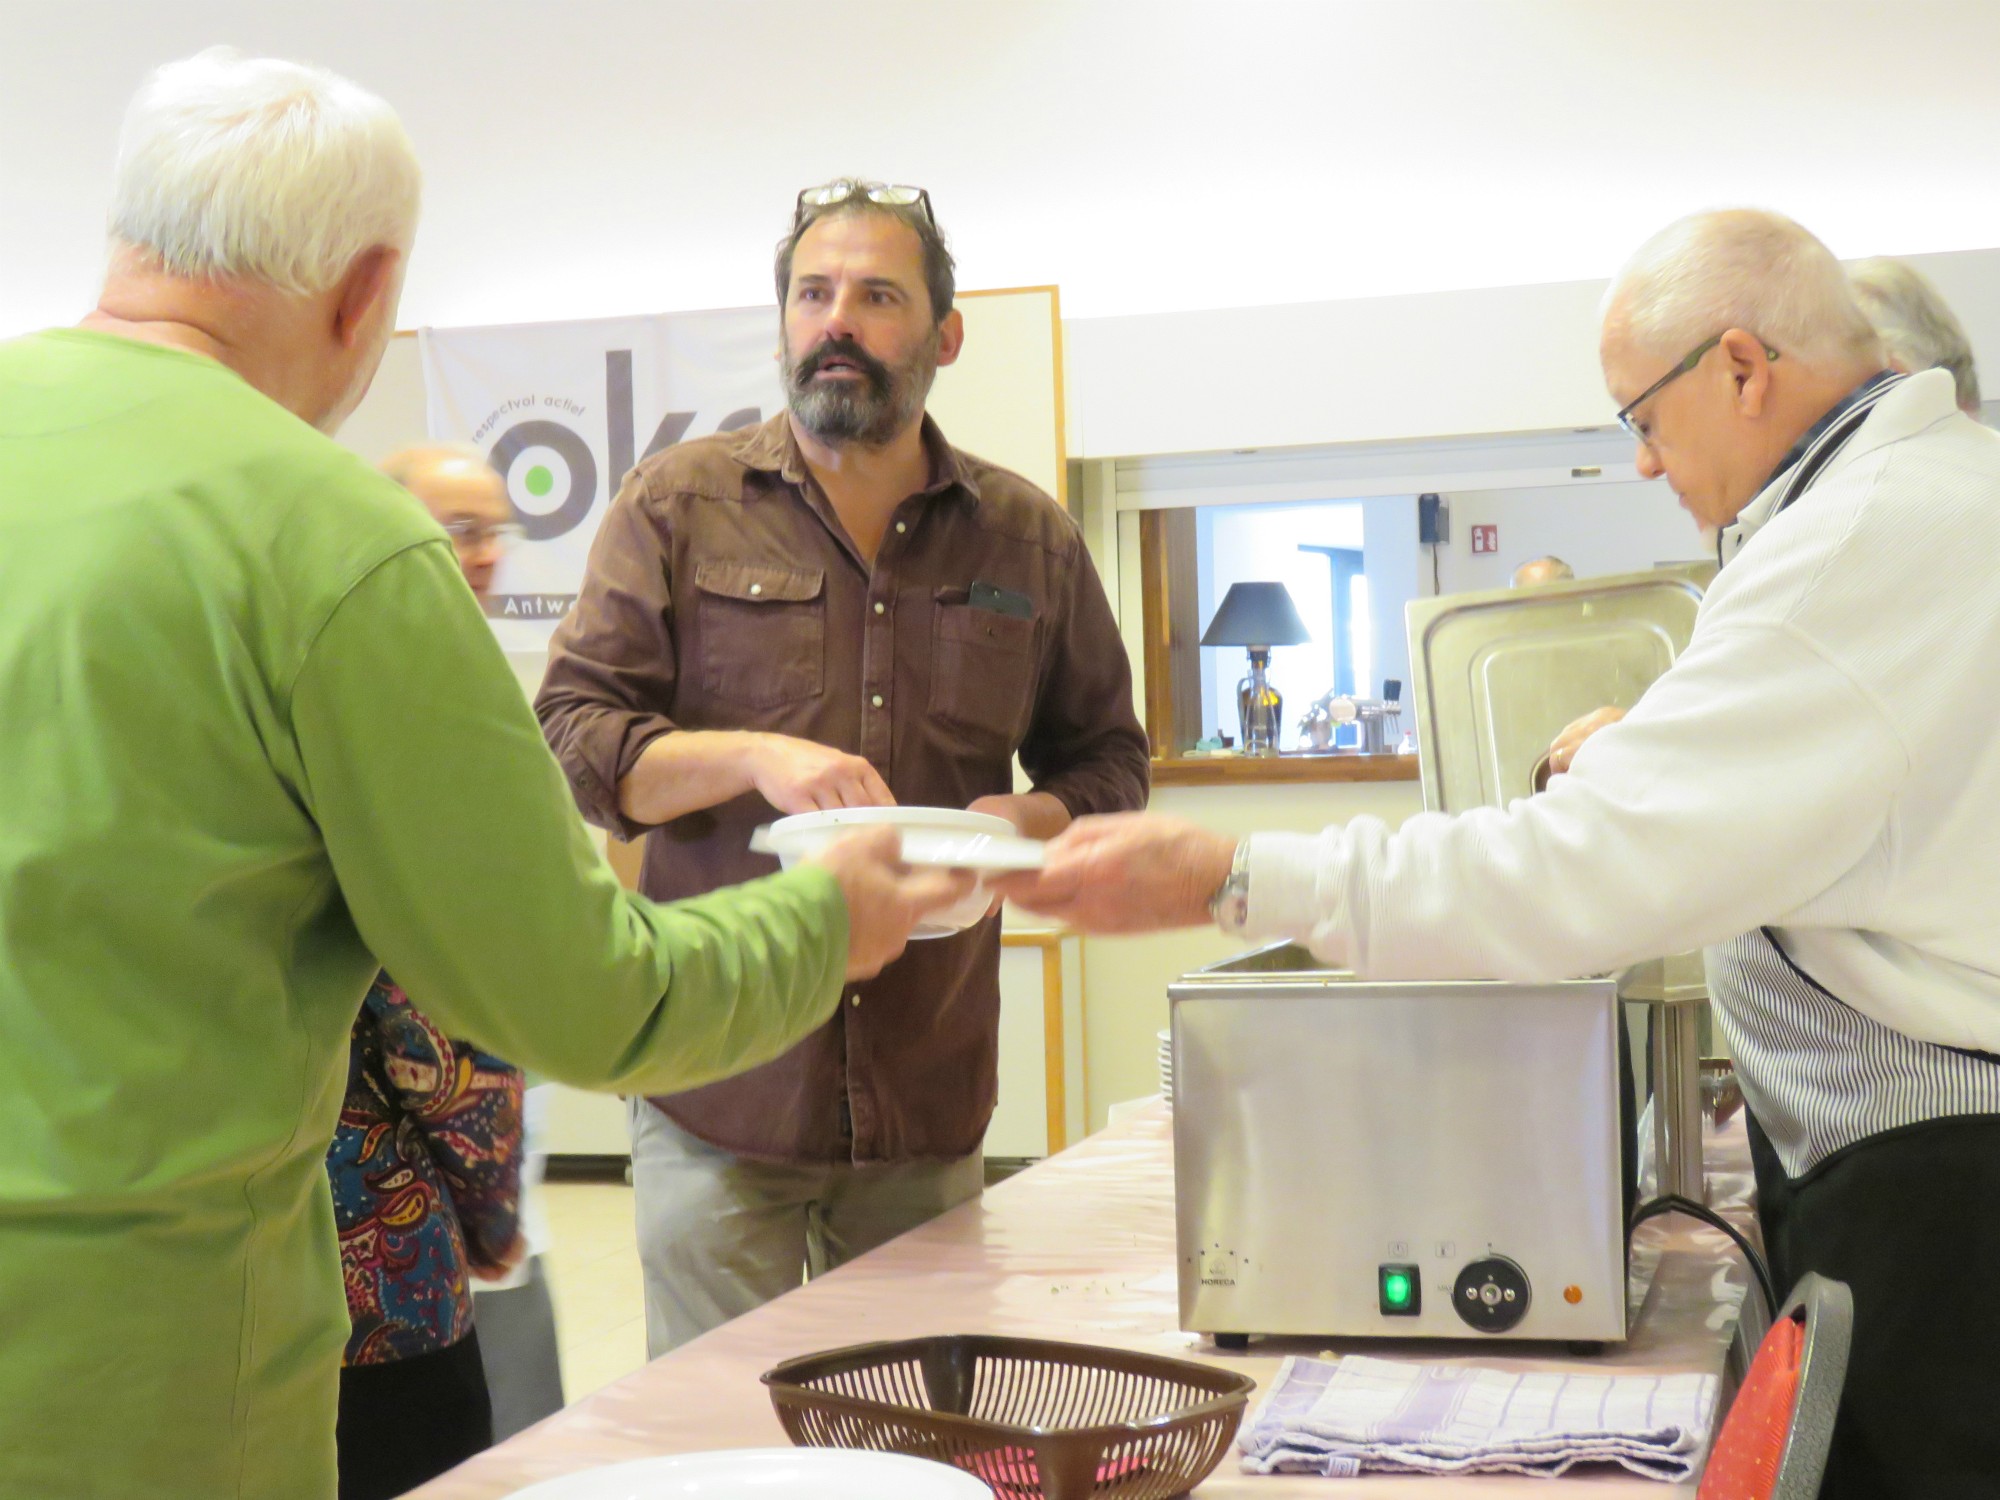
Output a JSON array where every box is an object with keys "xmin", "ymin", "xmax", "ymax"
[{"xmin": 1239, "ymin": 1355, "xmax": 1717, "ymax": 1480}]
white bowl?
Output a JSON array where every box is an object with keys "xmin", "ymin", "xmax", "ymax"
[
  {"xmin": 756, "ymin": 806, "xmax": 1016, "ymax": 938},
  {"xmin": 502, "ymin": 1447, "xmax": 994, "ymax": 1499}
]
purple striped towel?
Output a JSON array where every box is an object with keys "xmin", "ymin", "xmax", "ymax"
[{"xmin": 1238, "ymin": 1355, "xmax": 1717, "ymax": 1480}]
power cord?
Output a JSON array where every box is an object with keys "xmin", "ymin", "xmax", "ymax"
[{"xmin": 1628, "ymin": 1193, "xmax": 1777, "ymax": 1321}]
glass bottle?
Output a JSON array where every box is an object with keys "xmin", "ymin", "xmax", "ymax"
[{"xmin": 1235, "ymin": 647, "xmax": 1283, "ymax": 755}]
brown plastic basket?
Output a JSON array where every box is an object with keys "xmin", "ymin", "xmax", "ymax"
[{"xmin": 762, "ymin": 1334, "xmax": 1256, "ymax": 1500}]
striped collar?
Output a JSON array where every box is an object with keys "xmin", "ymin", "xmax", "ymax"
[{"xmin": 1716, "ymin": 371, "xmax": 1904, "ymax": 566}]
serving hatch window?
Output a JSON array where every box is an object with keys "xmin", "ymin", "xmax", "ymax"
[{"xmin": 1192, "ymin": 498, "xmax": 1414, "ymax": 753}]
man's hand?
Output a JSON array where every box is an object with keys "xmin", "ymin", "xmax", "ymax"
[
  {"xmin": 986, "ymin": 813, "xmax": 1238, "ymax": 935},
  {"xmin": 967, "ymin": 792, "xmax": 1073, "ymax": 916},
  {"xmin": 619, "ymin": 730, "xmax": 892, "ymax": 826},
  {"xmin": 748, "ymin": 734, "xmax": 895, "ymax": 815},
  {"xmin": 1546, "ymin": 706, "xmax": 1627, "ymax": 778},
  {"xmin": 807, "ymin": 827, "xmax": 977, "ymax": 980},
  {"xmin": 967, "ymin": 791, "xmax": 1072, "ymax": 840}
]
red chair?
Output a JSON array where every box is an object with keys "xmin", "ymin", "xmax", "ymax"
[{"xmin": 1697, "ymin": 1273, "xmax": 1852, "ymax": 1500}]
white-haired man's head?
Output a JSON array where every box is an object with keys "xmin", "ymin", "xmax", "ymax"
[
  {"xmin": 1599, "ymin": 210, "xmax": 1887, "ymax": 536},
  {"xmin": 111, "ymin": 47, "xmax": 419, "ymax": 293},
  {"xmin": 1848, "ymin": 258, "xmax": 1982, "ymax": 415},
  {"xmin": 95, "ymin": 48, "xmax": 421, "ymax": 433}
]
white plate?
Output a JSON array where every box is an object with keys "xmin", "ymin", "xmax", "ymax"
[
  {"xmin": 748, "ymin": 807, "xmax": 1044, "ymax": 937},
  {"xmin": 502, "ymin": 1447, "xmax": 994, "ymax": 1499},
  {"xmin": 755, "ymin": 825, "xmax": 1045, "ymax": 875}
]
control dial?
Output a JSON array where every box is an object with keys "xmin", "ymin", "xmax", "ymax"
[{"xmin": 1453, "ymin": 1254, "xmax": 1530, "ymax": 1333}]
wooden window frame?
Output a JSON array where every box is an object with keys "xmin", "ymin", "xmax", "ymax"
[{"xmin": 1137, "ymin": 506, "xmax": 1417, "ymax": 787}]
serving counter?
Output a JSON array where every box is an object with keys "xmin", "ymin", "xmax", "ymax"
[{"xmin": 410, "ymin": 1105, "xmax": 1750, "ymax": 1498}]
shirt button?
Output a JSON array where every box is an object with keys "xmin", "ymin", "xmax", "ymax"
[
  {"xmin": 871, "ymin": 694, "xmax": 884, "ymax": 708},
  {"xmin": 748, "ymin": 583, "xmax": 762, "ymax": 596},
  {"xmin": 894, "ymin": 521, "xmax": 907, "ymax": 535},
  {"xmin": 873, "ymin": 601, "xmax": 886, "ymax": 615},
  {"xmin": 851, "ymin": 995, "xmax": 862, "ymax": 1008}
]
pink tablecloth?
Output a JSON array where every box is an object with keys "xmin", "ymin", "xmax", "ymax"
[{"xmin": 410, "ymin": 1105, "xmax": 1752, "ymax": 1498}]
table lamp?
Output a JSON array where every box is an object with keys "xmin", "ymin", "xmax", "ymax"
[{"xmin": 1200, "ymin": 581, "xmax": 1312, "ymax": 755}]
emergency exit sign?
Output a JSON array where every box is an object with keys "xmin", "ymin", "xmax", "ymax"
[{"xmin": 1471, "ymin": 524, "xmax": 1499, "ymax": 554}]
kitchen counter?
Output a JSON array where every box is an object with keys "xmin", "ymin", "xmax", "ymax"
[
  {"xmin": 1150, "ymin": 752, "xmax": 1420, "ymax": 787},
  {"xmin": 410, "ymin": 1105, "xmax": 1750, "ymax": 1498}
]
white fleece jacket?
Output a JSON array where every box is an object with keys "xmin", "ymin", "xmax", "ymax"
[{"xmin": 1246, "ymin": 369, "xmax": 2000, "ymax": 1052}]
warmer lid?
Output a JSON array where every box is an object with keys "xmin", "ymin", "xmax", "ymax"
[{"xmin": 1405, "ymin": 562, "xmax": 1715, "ymax": 814}]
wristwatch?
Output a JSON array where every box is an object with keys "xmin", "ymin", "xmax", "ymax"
[{"xmin": 1208, "ymin": 839, "xmax": 1252, "ymax": 936}]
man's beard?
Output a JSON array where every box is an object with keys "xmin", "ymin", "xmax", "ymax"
[{"xmin": 784, "ymin": 332, "xmax": 937, "ymax": 447}]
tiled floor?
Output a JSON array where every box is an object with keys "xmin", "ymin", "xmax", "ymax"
[{"xmin": 541, "ymin": 1179, "xmax": 649, "ymax": 1401}]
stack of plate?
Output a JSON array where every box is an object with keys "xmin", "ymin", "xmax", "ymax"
[{"xmin": 1157, "ymin": 1028, "xmax": 1174, "ymax": 1112}]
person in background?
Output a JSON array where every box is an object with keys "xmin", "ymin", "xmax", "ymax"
[
  {"xmin": 1848, "ymin": 256, "xmax": 1982, "ymax": 416},
  {"xmin": 993, "ymin": 209, "xmax": 2000, "ymax": 1496},
  {"xmin": 535, "ymin": 179, "xmax": 1150, "ymax": 1358},
  {"xmin": 470, "ymin": 1086, "xmax": 566, "ymax": 1440},
  {"xmin": 0, "ymin": 51, "xmax": 965, "ymax": 1500},
  {"xmin": 374, "ymin": 447, "xmax": 571, "ymax": 1441},
  {"xmin": 327, "ymin": 448, "xmax": 547, "ymax": 1500},
  {"xmin": 1509, "ymin": 554, "xmax": 1574, "ymax": 587},
  {"xmin": 380, "ymin": 443, "xmax": 520, "ymax": 597},
  {"xmin": 330, "ymin": 972, "xmax": 521, "ymax": 1500}
]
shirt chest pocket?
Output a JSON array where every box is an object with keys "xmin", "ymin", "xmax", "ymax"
[
  {"xmin": 930, "ymin": 593, "xmax": 1039, "ymax": 745},
  {"xmin": 694, "ymin": 561, "xmax": 826, "ymax": 709}
]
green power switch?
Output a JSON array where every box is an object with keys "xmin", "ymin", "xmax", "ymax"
[{"xmin": 1378, "ymin": 1263, "xmax": 1422, "ymax": 1316}]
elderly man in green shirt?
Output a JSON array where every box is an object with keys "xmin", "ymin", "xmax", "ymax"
[{"xmin": 0, "ymin": 47, "xmax": 967, "ymax": 1500}]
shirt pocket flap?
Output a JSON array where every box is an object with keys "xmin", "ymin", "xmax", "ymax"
[
  {"xmin": 935, "ymin": 596, "xmax": 1037, "ymax": 653},
  {"xmin": 694, "ymin": 561, "xmax": 825, "ymax": 604}
]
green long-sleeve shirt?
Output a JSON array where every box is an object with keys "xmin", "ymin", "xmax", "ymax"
[{"xmin": 0, "ymin": 330, "xmax": 847, "ymax": 1498}]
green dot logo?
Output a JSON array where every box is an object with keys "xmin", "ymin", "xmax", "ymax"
[{"xmin": 489, "ymin": 422, "xmax": 595, "ymax": 541}]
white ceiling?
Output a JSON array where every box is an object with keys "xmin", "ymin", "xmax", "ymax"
[{"xmin": 4, "ymin": 0, "xmax": 1998, "ymax": 335}]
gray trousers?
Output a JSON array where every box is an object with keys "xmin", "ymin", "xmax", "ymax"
[
  {"xmin": 471, "ymin": 1254, "xmax": 565, "ymax": 1441},
  {"xmin": 628, "ymin": 1099, "xmax": 984, "ymax": 1358}
]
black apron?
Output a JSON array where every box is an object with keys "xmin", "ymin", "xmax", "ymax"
[
  {"xmin": 1711, "ymin": 907, "xmax": 2000, "ymax": 1499},
  {"xmin": 1703, "ymin": 371, "xmax": 2000, "ymax": 1495}
]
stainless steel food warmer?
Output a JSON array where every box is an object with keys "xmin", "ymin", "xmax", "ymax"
[
  {"xmin": 1171, "ymin": 947, "xmax": 1627, "ymax": 1346},
  {"xmin": 1168, "ymin": 563, "xmax": 1723, "ymax": 1348}
]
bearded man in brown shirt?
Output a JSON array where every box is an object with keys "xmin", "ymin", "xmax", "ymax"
[{"xmin": 536, "ymin": 180, "xmax": 1150, "ymax": 1355}]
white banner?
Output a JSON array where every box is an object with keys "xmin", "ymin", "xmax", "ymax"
[{"xmin": 421, "ymin": 307, "xmax": 782, "ymax": 652}]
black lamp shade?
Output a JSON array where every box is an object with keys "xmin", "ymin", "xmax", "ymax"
[{"xmin": 1200, "ymin": 581, "xmax": 1312, "ymax": 649}]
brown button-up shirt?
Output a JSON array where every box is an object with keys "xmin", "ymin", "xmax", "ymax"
[{"xmin": 536, "ymin": 413, "xmax": 1149, "ymax": 1164}]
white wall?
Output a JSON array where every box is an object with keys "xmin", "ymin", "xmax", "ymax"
[
  {"xmin": 335, "ymin": 335, "xmax": 426, "ymax": 464},
  {"xmin": 1080, "ymin": 778, "xmax": 1423, "ymax": 1129},
  {"xmin": 1362, "ymin": 495, "xmax": 1420, "ymax": 696},
  {"xmin": 8, "ymin": 1, "xmax": 2000, "ymax": 341},
  {"xmin": 1428, "ymin": 480, "xmax": 1706, "ymax": 597},
  {"xmin": 1065, "ymin": 246, "xmax": 2000, "ymax": 459}
]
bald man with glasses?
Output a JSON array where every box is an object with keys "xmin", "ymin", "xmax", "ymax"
[{"xmin": 997, "ymin": 209, "xmax": 2000, "ymax": 1496}]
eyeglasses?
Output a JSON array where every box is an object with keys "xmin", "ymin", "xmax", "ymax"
[
  {"xmin": 794, "ymin": 179, "xmax": 935, "ymax": 231},
  {"xmin": 442, "ymin": 517, "xmax": 523, "ymax": 549},
  {"xmin": 1615, "ymin": 333, "xmax": 1780, "ymax": 444}
]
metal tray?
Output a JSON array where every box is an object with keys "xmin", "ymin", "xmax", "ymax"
[{"xmin": 1405, "ymin": 563, "xmax": 1713, "ymax": 814}]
